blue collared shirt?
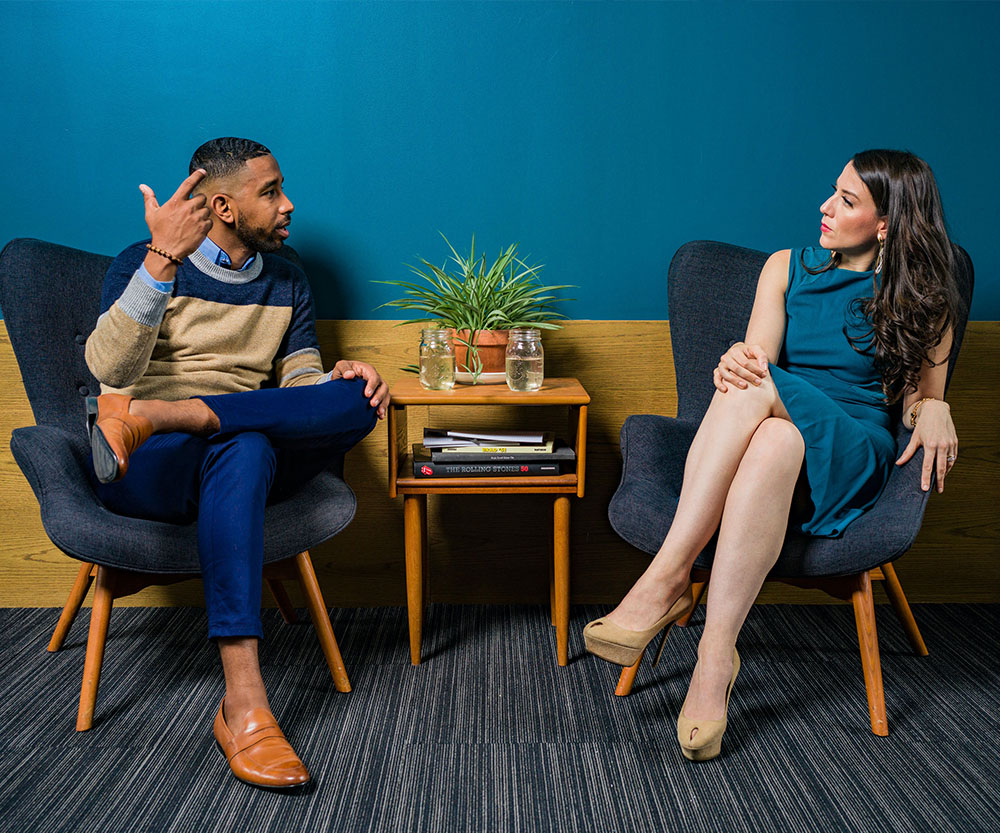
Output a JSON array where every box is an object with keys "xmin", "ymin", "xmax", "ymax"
[
  {"xmin": 198, "ymin": 236, "xmax": 257, "ymax": 272},
  {"xmin": 137, "ymin": 237, "xmax": 257, "ymax": 293}
]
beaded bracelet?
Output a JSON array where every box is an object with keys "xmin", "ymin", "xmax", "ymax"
[
  {"xmin": 909, "ymin": 396, "xmax": 939, "ymax": 428},
  {"xmin": 145, "ymin": 243, "xmax": 184, "ymax": 266}
]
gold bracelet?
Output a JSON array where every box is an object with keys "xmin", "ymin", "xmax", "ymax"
[
  {"xmin": 145, "ymin": 243, "xmax": 184, "ymax": 266},
  {"xmin": 909, "ymin": 397, "xmax": 937, "ymax": 428}
]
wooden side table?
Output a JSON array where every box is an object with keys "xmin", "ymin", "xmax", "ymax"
[{"xmin": 387, "ymin": 376, "xmax": 590, "ymax": 666}]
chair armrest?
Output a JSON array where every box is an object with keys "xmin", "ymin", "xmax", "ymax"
[
  {"xmin": 861, "ymin": 432, "xmax": 934, "ymax": 558},
  {"xmin": 9, "ymin": 425, "xmax": 101, "ymax": 508},
  {"xmin": 608, "ymin": 414, "xmax": 700, "ymax": 556},
  {"xmin": 616, "ymin": 414, "xmax": 699, "ymax": 492},
  {"xmin": 8, "ymin": 425, "xmax": 123, "ymax": 562}
]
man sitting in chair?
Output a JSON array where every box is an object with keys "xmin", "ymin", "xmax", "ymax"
[{"xmin": 84, "ymin": 137, "xmax": 388, "ymax": 790}]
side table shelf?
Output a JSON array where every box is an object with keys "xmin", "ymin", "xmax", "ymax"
[{"xmin": 387, "ymin": 377, "xmax": 590, "ymax": 666}]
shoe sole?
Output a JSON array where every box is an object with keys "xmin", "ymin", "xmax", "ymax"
[
  {"xmin": 583, "ymin": 633, "xmax": 646, "ymax": 666},
  {"xmin": 584, "ymin": 621, "xmax": 676, "ymax": 667},
  {"xmin": 86, "ymin": 397, "xmax": 120, "ymax": 484},
  {"xmin": 215, "ymin": 740, "xmax": 311, "ymax": 791},
  {"xmin": 680, "ymin": 738, "xmax": 723, "ymax": 762}
]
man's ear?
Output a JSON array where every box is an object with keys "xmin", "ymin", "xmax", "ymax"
[{"xmin": 211, "ymin": 193, "xmax": 235, "ymax": 224}]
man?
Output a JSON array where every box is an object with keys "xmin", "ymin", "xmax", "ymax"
[{"xmin": 84, "ymin": 137, "xmax": 389, "ymax": 789}]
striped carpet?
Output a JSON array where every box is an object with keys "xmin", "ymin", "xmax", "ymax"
[{"xmin": 0, "ymin": 603, "xmax": 997, "ymax": 833}]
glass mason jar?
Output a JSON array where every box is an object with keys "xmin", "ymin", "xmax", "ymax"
[
  {"xmin": 419, "ymin": 328, "xmax": 455, "ymax": 390},
  {"xmin": 505, "ymin": 327, "xmax": 544, "ymax": 391}
]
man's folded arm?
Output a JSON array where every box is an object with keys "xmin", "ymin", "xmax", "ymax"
[{"xmin": 85, "ymin": 252, "xmax": 171, "ymax": 388}]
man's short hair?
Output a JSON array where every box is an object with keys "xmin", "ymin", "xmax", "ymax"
[{"xmin": 189, "ymin": 137, "xmax": 272, "ymax": 180}]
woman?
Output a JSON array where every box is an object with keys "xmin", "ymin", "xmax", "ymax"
[{"xmin": 584, "ymin": 149, "xmax": 961, "ymax": 761}]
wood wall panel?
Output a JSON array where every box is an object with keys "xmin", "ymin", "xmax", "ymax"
[{"xmin": 1, "ymin": 320, "xmax": 997, "ymax": 609}]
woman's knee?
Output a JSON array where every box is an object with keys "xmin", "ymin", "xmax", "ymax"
[
  {"xmin": 746, "ymin": 418, "xmax": 805, "ymax": 465},
  {"xmin": 708, "ymin": 375, "xmax": 779, "ymax": 419}
]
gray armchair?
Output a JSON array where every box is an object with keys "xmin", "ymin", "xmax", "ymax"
[
  {"xmin": 0, "ymin": 237, "xmax": 357, "ymax": 731},
  {"xmin": 607, "ymin": 240, "xmax": 974, "ymax": 735}
]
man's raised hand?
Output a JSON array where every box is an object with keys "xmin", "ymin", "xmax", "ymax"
[{"xmin": 139, "ymin": 169, "xmax": 212, "ymax": 261}]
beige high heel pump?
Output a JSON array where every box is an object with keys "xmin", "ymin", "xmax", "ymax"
[
  {"xmin": 583, "ymin": 585, "xmax": 694, "ymax": 667},
  {"xmin": 676, "ymin": 648, "xmax": 740, "ymax": 762}
]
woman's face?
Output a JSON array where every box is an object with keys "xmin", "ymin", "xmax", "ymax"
[{"xmin": 819, "ymin": 161, "xmax": 887, "ymax": 257}]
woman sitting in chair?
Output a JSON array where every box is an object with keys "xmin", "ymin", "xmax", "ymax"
[{"xmin": 584, "ymin": 149, "xmax": 961, "ymax": 761}]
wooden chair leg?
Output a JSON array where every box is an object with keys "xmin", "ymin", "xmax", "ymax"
[
  {"xmin": 294, "ymin": 551, "xmax": 351, "ymax": 693},
  {"xmin": 851, "ymin": 571, "xmax": 888, "ymax": 737},
  {"xmin": 266, "ymin": 578, "xmax": 298, "ymax": 624},
  {"xmin": 880, "ymin": 562, "xmax": 929, "ymax": 656},
  {"xmin": 48, "ymin": 562, "xmax": 97, "ymax": 652},
  {"xmin": 615, "ymin": 652, "xmax": 644, "ymax": 696},
  {"xmin": 77, "ymin": 566, "xmax": 114, "ymax": 731},
  {"xmin": 677, "ymin": 578, "xmax": 708, "ymax": 627}
]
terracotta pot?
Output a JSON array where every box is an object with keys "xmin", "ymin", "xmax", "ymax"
[{"xmin": 451, "ymin": 329, "xmax": 509, "ymax": 374}]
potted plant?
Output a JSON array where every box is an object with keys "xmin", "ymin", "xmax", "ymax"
[{"xmin": 375, "ymin": 234, "xmax": 573, "ymax": 382}]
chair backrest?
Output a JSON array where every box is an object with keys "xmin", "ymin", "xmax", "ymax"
[
  {"xmin": 0, "ymin": 237, "xmax": 310, "ymax": 439},
  {"xmin": 0, "ymin": 239, "xmax": 109, "ymax": 439},
  {"xmin": 667, "ymin": 241, "xmax": 767, "ymax": 422},
  {"xmin": 667, "ymin": 240, "xmax": 975, "ymax": 426}
]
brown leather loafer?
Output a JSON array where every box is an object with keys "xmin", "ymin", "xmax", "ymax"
[
  {"xmin": 213, "ymin": 699, "xmax": 310, "ymax": 790},
  {"xmin": 86, "ymin": 394, "xmax": 154, "ymax": 484}
]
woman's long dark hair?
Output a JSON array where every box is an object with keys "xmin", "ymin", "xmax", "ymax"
[{"xmin": 809, "ymin": 149, "xmax": 959, "ymax": 404}]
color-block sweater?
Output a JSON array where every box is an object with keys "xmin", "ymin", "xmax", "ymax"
[{"xmin": 85, "ymin": 241, "xmax": 330, "ymax": 400}]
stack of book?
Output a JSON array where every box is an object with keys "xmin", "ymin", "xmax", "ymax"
[{"xmin": 412, "ymin": 429, "xmax": 576, "ymax": 478}]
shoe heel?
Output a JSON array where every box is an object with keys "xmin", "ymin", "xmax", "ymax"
[
  {"xmin": 651, "ymin": 622, "xmax": 675, "ymax": 668},
  {"xmin": 85, "ymin": 396, "xmax": 99, "ymax": 434},
  {"xmin": 85, "ymin": 396, "xmax": 120, "ymax": 484}
]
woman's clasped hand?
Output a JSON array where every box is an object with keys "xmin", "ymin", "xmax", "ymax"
[{"xmin": 713, "ymin": 342, "xmax": 770, "ymax": 392}]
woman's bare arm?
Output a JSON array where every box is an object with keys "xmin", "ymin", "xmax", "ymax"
[{"xmin": 714, "ymin": 249, "xmax": 790, "ymax": 392}]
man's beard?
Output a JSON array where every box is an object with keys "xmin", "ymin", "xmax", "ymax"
[{"xmin": 235, "ymin": 215, "xmax": 284, "ymax": 254}]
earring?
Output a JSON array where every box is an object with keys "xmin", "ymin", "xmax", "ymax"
[{"xmin": 874, "ymin": 234, "xmax": 885, "ymax": 275}]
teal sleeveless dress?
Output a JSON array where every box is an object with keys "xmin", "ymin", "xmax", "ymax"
[{"xmin": 768, "ymin": 247, "xmax": 895, "ymax": 537}]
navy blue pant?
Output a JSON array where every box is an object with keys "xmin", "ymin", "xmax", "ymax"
[{"xmin": 95, "ymin": 378, "xmax": 377, "ymax": 639}]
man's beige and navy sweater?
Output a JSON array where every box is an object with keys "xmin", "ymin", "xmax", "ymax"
[{"xmin": 85, "ymin": 241, "xmax": 331, "ymax": 400}]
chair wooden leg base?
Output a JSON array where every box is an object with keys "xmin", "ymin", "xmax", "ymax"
[
  {"xmin": 294, "ymin": 552, "xmax": 351, "ymax": 693},
  {"xmin": 615, "ymin": 654, "xmax": 643, "ymax": 696},
  {"xmin": 77, "ymin": 566, "xmax": 114, "ymax": 732},
  {"xmin": 63, "ymin": 551, "xmax": 352, "ymax": 733},
  {"xmin": 880, "ymin": 562, "xmax": 929, "ymax": 656},
  {"xmin": 608, "ymin": 567, "xmax": 895, "ymax": 736},
  {"xmin": 266, "ymin": 578, "xmax": 298, "ymax": 624},
  {"xmin": 677, "ymin": 577, "xmax": 709, "ymax": 628},
  {"xmin": 852, "ymin": 571, "xmax": 889, "ymax": 736},
  {"xmin": 49, "ymin": 562, "xmax": 96, "ymax": 652}
]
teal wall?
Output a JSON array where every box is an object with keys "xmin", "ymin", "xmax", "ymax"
[{"xmin": 1, "ymin": 1, "xmax": 997, "ymax": 320}]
